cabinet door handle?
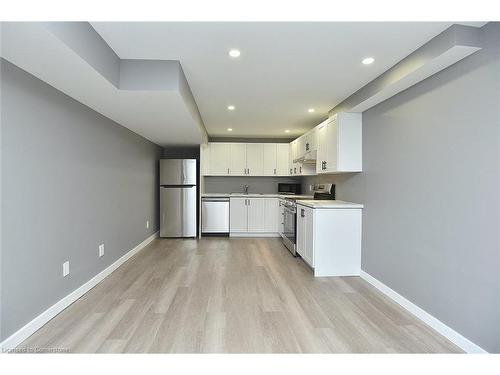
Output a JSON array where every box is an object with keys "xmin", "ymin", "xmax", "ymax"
[
  {"xmin": 301, "ymin": 209, "xmax": 305, "ymax": 217},
  {"xmin": 299, "ymin": 166, "xmax": 302, "ymax": 173},
  {"xmin": 290, "ymin": 168, "xmax": 292, "ymax": 174},
  {"xmin": 274, "ymin": 168, "xmax": 276, "ymax": 175}
]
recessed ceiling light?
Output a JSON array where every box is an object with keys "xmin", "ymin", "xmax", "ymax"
[
  {"xmin": 308, "ymin": 108, "xmax": 315, "ymax": 113},
  {"xmin": 227, "ymin": 105, "xmax": 235, "ymax": 110},
  {"xmin": 228, "ymin": 49, "xmax": 241, "ymax": 58},
  {"xmin": 362, "ymin": 57, "xmax": 375, "ymax": 65},
  {"xmin": 285, "ymin": 129, "xmax": 290, "ymax": 133},
  {"xmin": 227, "ymin": 128, "xmax": 233, "ymax": 131}
]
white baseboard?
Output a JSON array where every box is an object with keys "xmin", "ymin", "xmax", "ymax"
[
  {"xmin": 359, "ymin": 270, "xmax": 487, "ymax": 353},
  {"xmin": 0, "ymin": 231, "xmax": 159, "ymax": 351},
  {"xmin": 230, "ymin": 232, "xmax": 281, "ymax": 238}
]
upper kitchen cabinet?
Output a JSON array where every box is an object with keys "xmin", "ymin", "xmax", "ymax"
[
  {"xmin": 230, "ymin": 143, "xmax": 247, "ymax": 175},
  {"xmin": 316, "ymin": 113, "xmax": 362, "ymax": 174},
  {"xmin": 200, "ymin": 143, "xmax": 210, "ymax": 176},
  {"xmin": 203, "ymin": 142, "xmax": 290, "ymax": 176},
  {"xmin": 262, "ymin": 143, "xmax": 279, "ymax": 176},
  {"xmin": 246, "ymin": 143, "xmax": 264, "ymax": 176},
  {"xmin": 296, "ymin": 127, "xmax": 318, "ymax": 160},
  {"xmin": 290, "ymin": 136, "xmax": 316, "ymax": 176},
  {"xmin": 263, "ymin": 143, "xmax": 290, "ymax": 176},
  {"xmin": 276, "ymin": 143, "xmax": 290, "ymax": 176},
  {"xmin": 289, "ymin": 139, "xmax": 299, "ymax": 175},
  {"xmin": 209, "ymin": 143, "xmax": 231, "ymax": 175}
]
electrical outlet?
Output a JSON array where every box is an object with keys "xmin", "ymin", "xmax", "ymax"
[
  {"xmin": 309, "ymin": 184, "xmax": 314, "ymax": 191},
  {"xmin": 99, "ymin": 244, "xmax": 104, "ymax": 257},
  {"xmin": 62, "ymin": 261, "xmax": 70, "ymax": 277},
  {"xmin": 146, "ymin": 220, "xmax": 149, "ymax": 229}
]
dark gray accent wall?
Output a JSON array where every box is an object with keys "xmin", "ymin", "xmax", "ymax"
[
  {"xmin": 0, "ymin": 59, "xmax": 162, "ymax": 341},
  {"xmin": 304, "ymin": 23, "xmax": 500, "ymax": 352},
  {"xmin": 205, "ymin": 176, "xmax": 301, "ymax": 194}
]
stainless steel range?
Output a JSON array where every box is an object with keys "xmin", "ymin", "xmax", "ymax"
[{"xmin": 281, "ymin": 184, "xmax": 335, "ymax": 255}]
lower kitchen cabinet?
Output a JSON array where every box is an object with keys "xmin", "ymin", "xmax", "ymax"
[
  {"xmin": 263, "ymin": 198, "xmax": 280, "ymax": 233},
  {"xmin": 296, "ymin": 203, "xmax": 362, "ymax": 276},
  {"xmin": 296, "ymin": 205, "xmax": 314, "ymax": 267},
  {"xmin": 229, "ymin": 197, "xmax": 280, "ymax": 236},
  {"xmin": 229, "ymin": 198, "xmax": 248, "ymax": 232},
  {"xmin": 247, "ymin": 198, "xmax": 265, "ymax": 232}
]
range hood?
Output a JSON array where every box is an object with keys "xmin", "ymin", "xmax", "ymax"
[{"xmin": 293, "ymin": 150, "xmax": 317, "ymax": 164}]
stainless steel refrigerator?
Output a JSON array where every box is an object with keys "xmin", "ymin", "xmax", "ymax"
[{"xmin": 160, "ymin": 159, "xmax": 197, "ymax": 238}]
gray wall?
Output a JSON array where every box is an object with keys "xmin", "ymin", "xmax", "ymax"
[
  {"xmin": 205, "ymin": 176, "xmax": 301, "ymax": 194},
  {"xmin": 304, "ymin": 23, "xmax": 500, "ymax": 352},
  {"xmin": 0, "ymin": 59, "xmax": 162, "ymax": 341}
]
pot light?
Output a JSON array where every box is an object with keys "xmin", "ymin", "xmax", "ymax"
[
  {"xmin": 308, "ymin": 108, "xmax": 315, "ymax": 113},
  {"xmin": 227, "ymin": 105, "xmax": 235, "ymax": 110},
  {"xmin": 285, "ymin": 129, "xmax": 290, "ymax": 133},
  {"xmin": 228, "ymin": 49, "xmax": 241, "ymax": 58},
  {"xmin": 227, "ymin": 128, "xmax": 233, "ymax": 131},
  {"xmin": 362, "ymin": 57, "xmax": 375, "ymax": 65}
]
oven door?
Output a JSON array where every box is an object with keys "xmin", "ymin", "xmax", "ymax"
[{"xmin": 282, "ymin": 205, "xmax": 297, "ymax": 255}]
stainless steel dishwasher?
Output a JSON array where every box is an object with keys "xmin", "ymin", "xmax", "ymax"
[{"xmin": 201, "ymin": 197, "xmax": 230, "ymax": 235}]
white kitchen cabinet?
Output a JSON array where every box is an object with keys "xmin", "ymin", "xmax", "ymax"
[
  {"xmin": 229, "ymin": 198, "xmax": 248, "ymax": 232},
  {"xmin": 296, "ymin": 206, "xmax": 305, "ymax": 257},
  {"xmin": 316, "ymin": 113, "xmax": 362, "ymax": 174},
  {"xmin": 296, "ymin": 205, "xmax": 314, "ymax": 267},
  {"xmin": 247, "ymin": 198, "xmax": 265, "ymax": 232},
  {"xmin": 229, "ymin": 197, "xmax": 280, "ymax": 236},
  {"xmin": 316, "ymin": 120, "xmax": 328, "ymax": 174},
  {"xmin": 290, "ymin": 140, "xmax": 300, "ymax": 175},
  {"xmin": 296, "ymin": 128, "xmax": 318, "ymax": 160},
  {"xmin": 263, "ymin": 198, "xmax": 280, "ymax": 232},
  {"xmin": 296, "ymin": 135, "xmax": 306, "ymax": 160},
  {"xmin": 246, "ymin": 144, "xmax": 264, "ymax": 175},
  {"xmin": 296, "ymin": 203, "xmax": 362, "ymax": 276},
  {"xmin": 304, "ymin": 207, "xmax": 314, "ymax": 266},
  {"xmin": 276, "ymin": 143, "xmax": 289, "ymax": 176},
  {"xmin": 200, "ymin": 143, "xmax": 210, "ymax": 176},
  {"xmin": 230, "ymin": 143, "xmax": 247, "ymax": 175},
  {"xmin": 209, "ymin": 143, "xmax": 231, "ymax": 175},
  {"xmin": 263, "ymin": 144, "xmax": 277, "ymax": 176},
  {"xmin": 205, "ymin": 142, "xmax": 294, "ymax": 177},
  {"xmin": 263, "ymin": 144, "xmax": 289, "ymax": 176},
  {"xmin": 306, "ymin": 127, "xmax": 318, "ymax": 155},
  {"xmin": 278, "ymin": 198, "xmax": 286, "ymax": 235}
]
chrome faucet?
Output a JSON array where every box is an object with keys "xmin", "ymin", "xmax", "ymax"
[{"xmin": 244, "ymin": 185, "xmax": 249, "ymax": 194}]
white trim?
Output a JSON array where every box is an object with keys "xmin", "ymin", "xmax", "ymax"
[
  {"xmin": 0, "ymin": 231, "xmax": 159, "ymax": 352},
  {"xmin": 360, "ymin": 270, "xmax": 487, "ymax": 354},
  {"xmin": 229, "ymin": 232, "xmax": 281, "ymax": 238}
]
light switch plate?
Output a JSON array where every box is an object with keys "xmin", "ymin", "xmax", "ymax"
[
  {"xmin": 99, "ymin": 244, "xmax": 104, "ymax": 257},
  {"xmin": 62, "ymin": 261, "xmax": 70, "ymax": 277}
]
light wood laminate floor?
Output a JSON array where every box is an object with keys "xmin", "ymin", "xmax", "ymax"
[{"xmin": 19, "ymin": 238, "xmax": 462, "ymax": 353}]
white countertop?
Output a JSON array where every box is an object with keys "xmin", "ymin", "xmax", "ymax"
[
  {"xmin": 296, "ymin": 200, "xmax": 364, "ymax": 209},
  {"xmin": 202, "ymin": 193, "xmax": 314, "ymax": 199}
]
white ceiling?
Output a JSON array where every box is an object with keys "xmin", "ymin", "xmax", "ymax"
[
  {"xmin": 91, "ymin": 22, "xmax": 483, "ymax": 139},
  {"xmin": 1, "ymin": 22, "xmax": 207, "ymax": 146}
]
